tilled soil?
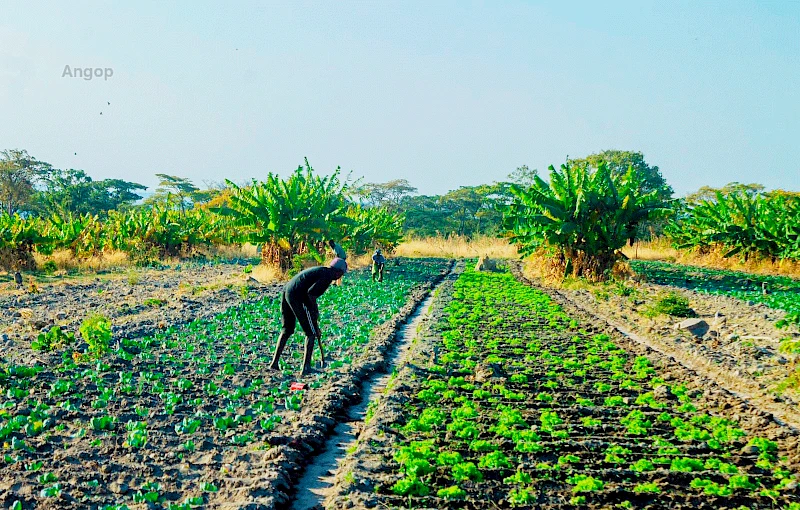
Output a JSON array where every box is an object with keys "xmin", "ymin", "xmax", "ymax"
[
  {"xmin": 0, "ymin": 259, "xmax": 452, "ymax": 509},
  {"xmin": 1, "ymin": 262, "xmax": 280, "ymax": 362},
  {"xmin": 323, "ymin": 265, "xmax": 800, "ymax": 509},
  {"xmin": 547, "ymin": 273, "xmax": 800, "ymax": 426}
]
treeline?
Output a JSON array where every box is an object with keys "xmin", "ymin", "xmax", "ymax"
[
  {"xmin": 0, "ymin": 151, "xmax": 402, "ymax": 271},
  {"xmin": 3, "ymin": 146, "xmax": 797, "ymax": 277}
]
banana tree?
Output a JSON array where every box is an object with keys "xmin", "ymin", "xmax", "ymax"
[
  {"xmin": 0, "ymin": 213, "xmax": 52, "ymax": 270},
  {"xmin": 344, "ymin": 204, "xmax": 405, "ymax": 254},
  {"xmin": 216, "ymin": 160, "xmax": 350, "ymax": 270},
  {"xmin": 502, "ymin": 162, "xmax": 670, "ymax": 280}
]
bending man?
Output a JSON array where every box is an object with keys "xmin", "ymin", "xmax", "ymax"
[{"xmin": 269, "ymin": 258, "xmax": 347, "ymax": 376}]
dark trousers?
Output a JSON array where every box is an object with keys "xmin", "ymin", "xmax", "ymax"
[
  {"xmin": 372, "ymin": 263, "xmax": 385, "ymax": 282},
  {"xmin": 269, "ymin": 291, "xmax": 319, "ymax": 370}
]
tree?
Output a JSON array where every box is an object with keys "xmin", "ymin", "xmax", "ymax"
[
  {"xmin": 36, "ymin": 168, "xmax": 145, "ymax": 216},
  {"xmin": 400, "ymin": 183, "xmax": 512, "ymax": 237},
  {"xmin": 0, "ymin": 149, "xmax": 52, "ymax": 215},
  {"xmin": 218, "ymin": 160, "xmax": 350, "ymax": 270},
  {"xmin": 149, "ymin": 174, "xmax": 199, "ymax": 214},
  {"xmin": 508, "ymin": 165, "xmax": 539, "ymax": 188},
  {"xmin": 357, "ymin": 179, "xmax": 418, "ymax": 210},
  {"xmin": 568, "ymin": 150, "xmax": 672, "ymax": 199},
  {"xmin": 684, "ymin": 182, "xmax": 765, "ymax": 205},
  {"xmin": 503, "ymin": 161, "xmax": 671, "ymax": 281}
]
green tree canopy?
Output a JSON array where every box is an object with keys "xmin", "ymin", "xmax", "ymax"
[
  {"xmin": 507, "ymin": 165, "xmax": 539, "ymax": 188},
  {"xmin": 35, "ymin": 168, "xmax": 146, "ymax": 217},
  {"xmin": 568, "ymin": 150, "xmax": 672, "ymax": 200},
  {"xmin": 357, "ymin": 179, "xmax": 418, "ymax": 210},
  {"xmin": 684, "ymin": 182, "xmax": 765, "ymax": 205},
  {"xmin": 147, "ymin": 174, "xmax": 200, "ymax": 214},
  {"xmin": 0, "ymin": 149, "xmax": 52, "ymax": 215}
]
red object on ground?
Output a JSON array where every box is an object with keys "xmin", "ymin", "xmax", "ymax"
[{"xmin": 290, "ymin": 382, "xmax": 307, "ymax": 391}]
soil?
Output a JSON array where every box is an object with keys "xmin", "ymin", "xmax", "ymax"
[{"xmin": 1, "ymin": 261, "xmax": 282, "ymax": 362}]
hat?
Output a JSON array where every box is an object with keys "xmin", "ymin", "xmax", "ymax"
[{"xmin": 329, "ymin": 257, "xmax": 348, "ymax": 274}]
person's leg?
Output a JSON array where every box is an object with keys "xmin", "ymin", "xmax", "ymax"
[
  {"xmin": 269, "ymin": 294, "xmax": 296, "ymax": 370},
  {"xmin": 378, "ymin": 263, "xmax": 384, "ymax": 282},
  {"xmin": 292, "ymin": 296, "xmax": 320, "ymax": 374}
]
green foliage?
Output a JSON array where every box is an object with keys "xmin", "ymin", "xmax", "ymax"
[
  {"xmin": 644, "ymin": 292, "xmax": 696, "ymax": 318},
  {"xmin": 219, "ymin": 160, "xmax": 350, "ymax": 269},
  {"xmin": 35, "ymin": 168, "xmax": 145, "ymax": 217},
  {"xmin": 436, "ymin": 485, "xmax": 466, "ymax": 500},
  {"xmin": 503, "ymin": 161, "xmax": 671, "ymax": 280},
  {"xmin": 667, "ymin": 189, "xmax": 800, "ymax": 261},
  {"xmin": 0, "ymin": 213, "xmax": 51, "ymax": 270},
  {"xmin": 80, "ymin": 315, "xmax": 112, "ymax": 356},
  {"xmin": 32, "ymin": 326, "xmax": 76, "ymax": 351}
]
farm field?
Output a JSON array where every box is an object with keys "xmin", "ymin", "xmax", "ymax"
[
  {"xmin": 0, "ymin": 261, "xmax": 280, "ymax": 354},
  {"xmin": 0, "ymin": 259, "xmax": 450, "ymax": 509},
  {"xmin": 542, "ymin": 260, "xmax": 800, "ymax": 426},
  {"xmin": 326, "ymin": 265, "xmax": 800, "ymax": 509},
  {"xmin": 630, "ymin": 261, "xmax": 800, "ymax": 328}
]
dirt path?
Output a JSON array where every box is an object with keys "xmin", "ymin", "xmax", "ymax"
[{"xmin": 290, "ymin": 266, "xmax": 449, "ymax": 510}]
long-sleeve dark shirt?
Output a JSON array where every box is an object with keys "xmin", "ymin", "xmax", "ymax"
[{"xmin": 284, "ymin": 266, "xmax": 340, "ymax": 299}]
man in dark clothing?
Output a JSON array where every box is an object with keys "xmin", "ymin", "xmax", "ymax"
[
  {"xmin": 371, "ymin": 248, "xmax": 386, "ymax": 282},
  {"xmin": 269, "ymin": 258, "xmax": 347, "ymax": 376}
]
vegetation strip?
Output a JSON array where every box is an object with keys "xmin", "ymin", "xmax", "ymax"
[
  {"xmin": 632, "ymin": 260, "xmax": 800, "ymax": 328},
  {"xmin": 328, "ymin": 265, "xmax": 800, "ymax": 509},
  {"xmin": 0, "ymin": 259, "xmax": 448, "ymax": 509}
]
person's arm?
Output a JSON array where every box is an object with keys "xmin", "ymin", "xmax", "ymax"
[{"xmin": 308, "ymin": 275, "xmax": 334, "ymax": 298}]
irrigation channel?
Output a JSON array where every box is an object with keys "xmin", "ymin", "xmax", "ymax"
[{"xmin": 290, "ymin": 265, "xmax": 455, "ymax": 510}]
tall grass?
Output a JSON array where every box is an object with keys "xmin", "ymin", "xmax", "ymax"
[
  {"xmin": 393, "ymin": 235, "xmax": 517, "ymax": 259},
  {"xmin": 622, "ymin": 239, "xmax": 800, "ymax": 279}
]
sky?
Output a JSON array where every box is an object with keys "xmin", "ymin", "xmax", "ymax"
[{"xmin": 1, "ymin": 1, "xmax": 798, "ymax": 197}]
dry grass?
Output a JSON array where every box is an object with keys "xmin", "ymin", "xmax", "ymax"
[
  {"xmin": 34, "ymin": 249, "xmax": 131, "ymax": 272},
  {"xmin": 394, "ymin": 235, "xmax": 517, "ymax": 259},
  {"xmin": 347, "ymin": 253, "xmax": 373, "ymax": 270},
  {"xmin": 249, "ymin": 263, "xmax": 283, "ymax": 284},
  {"xmin": 621, "ymin": 238, "xmax": 680, "ymax": 261},
  {"xmin": 623, "ymin": 239, "xmax": 800, "ymax": 278},
  {"xmin": 206, "ymin": 243, "xmax": 259, "ymax": 260}
]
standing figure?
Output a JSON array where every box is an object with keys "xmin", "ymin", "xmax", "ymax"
[
  {"xmin": 371, "ymin": 248, "xmax": 386, "ymax": 282},
  {"xmin": 269, "ymin": 258, "xmax": 347, "ymax": 376}
]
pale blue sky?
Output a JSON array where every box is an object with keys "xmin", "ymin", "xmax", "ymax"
[{"xmin": 1, "ymin": 1, "xmax": 798, "ymax": 196}]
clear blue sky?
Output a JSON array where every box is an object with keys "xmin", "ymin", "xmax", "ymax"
[{"xmin": 1, "ymin": 1, "xmax": 798, "ymax": 196}]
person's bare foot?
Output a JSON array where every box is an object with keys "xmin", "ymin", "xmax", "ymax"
[{"xmin": 300, "ymin": 366, "xmax": 320, "ymax": 377}]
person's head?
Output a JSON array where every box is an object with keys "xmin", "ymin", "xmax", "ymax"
[
  {"xmin": 329, "ymin": 257, "xmax": 347, "ymax": 279},
  {"xmin": 375, "ymin": 248, "xmax": 381, "ymax": 255},
  {"xmin": 328, "ymin": 239, "xmax": 336, "ymax": 248}
]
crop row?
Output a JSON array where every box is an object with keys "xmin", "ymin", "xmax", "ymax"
[
  {"xmin": 0, "ymin": 259, "xmax": 445, "ymax": 509},
  {"xmin": 376, "ymin": 267, "xmax": 800, "ymax": 508}
]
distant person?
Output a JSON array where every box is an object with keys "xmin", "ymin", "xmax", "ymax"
[
  {"xmin": 371, "ymin": 248, "xmax": 386, "ymax": 282},
  {"xmin": 328, "ymin": 239, "xmax": 347, "ymax": 260},
  {"xmin": 269, "ymin": 258, "xmax": 347, "ymax": 376}
]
